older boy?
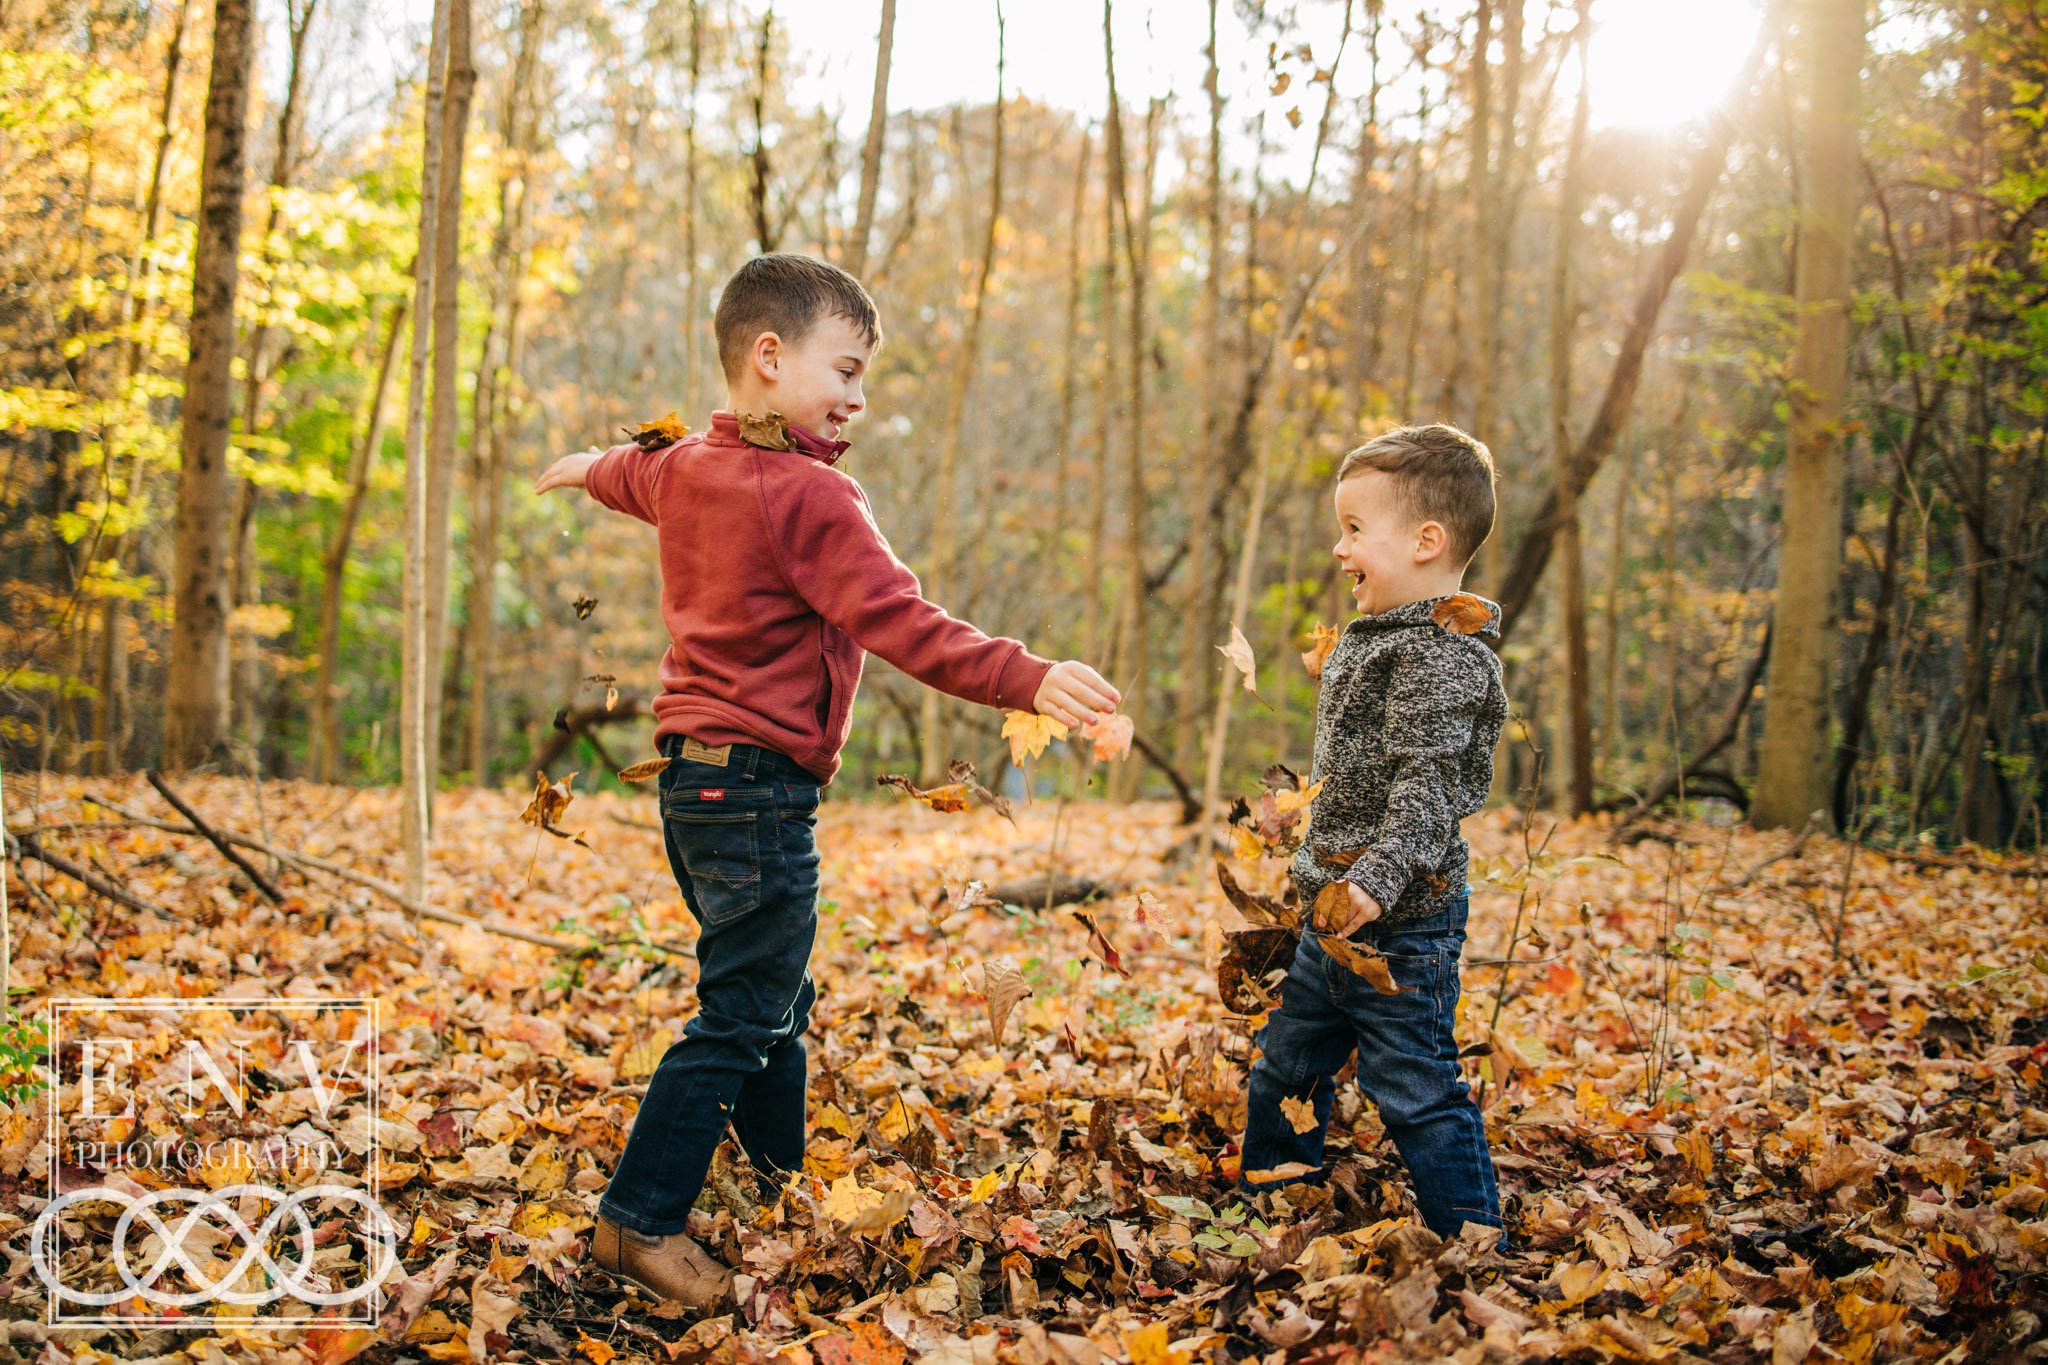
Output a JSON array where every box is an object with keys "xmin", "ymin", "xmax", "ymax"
[
  {"xmin": 1236, "ymin": 423, "xmax": 1508, "ymax": 1238},
  {"xmin": 536, "ymin": 254, "xmax": 1120, "ymax": 1308}
]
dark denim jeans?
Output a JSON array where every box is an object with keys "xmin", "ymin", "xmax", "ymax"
[
  {"xmin": 597, "ymin": 736, "xmax": 822, "ymax": 1236},
  {"xmin": 1237, "ymin": 895, "xmax": 1502, "ymax": 1236}
]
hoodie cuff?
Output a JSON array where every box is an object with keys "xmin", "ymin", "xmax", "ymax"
[
  {"xmin": 992, "ymin": 647, "xmax": 1056, "ymax": 713},
  {"xmin": 1342, "ymin": 855, "xmax": 1410, "ymax": 918}
]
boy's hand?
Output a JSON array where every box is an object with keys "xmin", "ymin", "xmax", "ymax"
[
  {"xmin": 1033, "ymin": 661, "xmax": 1122, "ymax": 730},
  {"xmin": 1338, "ymin": 883, "xmax": 1383, "ymax": 936},
  {"xmin": 534, "ymin": 449, "xmax": 601, "ymax": 494}
]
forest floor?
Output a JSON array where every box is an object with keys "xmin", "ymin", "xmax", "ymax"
[{"xmin": 2, "ymin": 774, "xmax": 2045, "ymax": 1363}]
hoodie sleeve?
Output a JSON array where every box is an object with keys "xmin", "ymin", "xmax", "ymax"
[
  {"xmin": 1341, "ymin": 639, "xmax": 1492, "ymax": 912},
  {"xmin": 773, "ymin": 465, "xmax": 1053, "ymax": 710},
  {"xmin": 584, "ymin": 442, "xmax": 662, "ymax": 526}
]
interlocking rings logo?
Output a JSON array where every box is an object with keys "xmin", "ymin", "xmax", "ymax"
[{"xmin": 32, "ymin": 1183, "xmax": 400, "ymax": 1311}]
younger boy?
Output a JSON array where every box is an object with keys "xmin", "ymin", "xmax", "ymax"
[
  {"xmin": 1236, "ymin": 423, "xmax": 1508, "ymax": 1238},
  {"xmin": 536, "ymin": 254, "xmax": 1121, "ymax": 1308}
]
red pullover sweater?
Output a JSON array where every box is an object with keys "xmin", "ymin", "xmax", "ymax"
[{"xmin": 585, "ymin": 410, "xmax": 1053, "ymax": 783}]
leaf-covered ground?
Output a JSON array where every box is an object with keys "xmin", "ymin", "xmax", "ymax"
[{"xmin": 3, "ymin": 775, "xmax": 2046, "ymax": 1363}]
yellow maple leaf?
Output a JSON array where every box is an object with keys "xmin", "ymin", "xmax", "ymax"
[
  {"xmin": 1280, "ymin": 1095, "xmax": 1319, "ymax": 1135},
  {"xmin": 822, "ymin": 1173, "xmax": 884, "ymax": 1225},
  {"xmin": 1002, "ymin": 709, "xmax": 1069, "ymax": 764}
]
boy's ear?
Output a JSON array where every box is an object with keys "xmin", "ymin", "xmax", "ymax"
[
  {"xmin": 751, "ymin": 331, "xmax": 783, "ymax": 380},
  {"xmin": 1413, "ymin": 520, "xmax": 1449, "ymax": 564}
]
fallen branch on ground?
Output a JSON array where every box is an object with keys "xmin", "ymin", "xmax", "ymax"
[{"xmin": 146, "ymin": 770, "xmax": 286, "ymax": 903}]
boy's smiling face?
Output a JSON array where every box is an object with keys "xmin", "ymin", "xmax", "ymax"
[
  {"xmin": 1332, "ymin": 470, "xmax": 1454, "ymax": 616},
  {"xmin": 740, "ymin": 314, "xmax": 874, "ymax": 439}
]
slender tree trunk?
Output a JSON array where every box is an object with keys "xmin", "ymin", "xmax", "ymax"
[
  {"xmin": 916, "ymin": 6, "xmax": 1005, "ymax": 785},
  {"xmin": 1495, "ymin": 29, "xmax": 1767, "ymax": 638},
  {"xmin": 1551, "ymin": 0, "xmax": 1594, "ymax": 813},
  {"xmin": 400, "ymin": 0, "xmax": 451, "ymax": 902},
  {"xmin": 1085, "ymin": 53, "xmax": 1122, "ymax": 665},
  {"xmin": 749, "ymin": 9, "xmax": 777, "ymax": 252},
  {"xmin": 163, "ymin": 0, "xmax": 256, "ymax": 770},
  {"xmin": 1756, "ymin": 0, "xmax": 1864, "ymax": 830},
  {"xmin": 312, "ymin": 297, "xmax": 407, "ymax": 783},
  {"xmin": 424, "ymin": 0, "xmax": 477, "ymax": 785},
  {"xmin": 1599, "ymin": 431, "xmax": 1636, "ymax": 773},
  {"xmin": 1472, "ymin": 0, "xmax": 1523, "ymax": 590},
  {"xmin": 682, "ymin": 0, "xmax": 701, "ymax": 412},
  {"xmin": 1048, "ymin": 125, "xmax": 1094, "ymax": 584},
  {"xmin": 1201, "ymin": 436, "xmax": 1272, "ymax": 842},
  {"xmin": 1110, "ymin": 95, "xmax": 1160, "ymax": 801},
  {"xmin": 1175, "ymin": 0, "xmax": 1227, "ymax": 780},
  {"xmin": 845, "ymin": 0, "xmax": 896, "ymax": 277}
]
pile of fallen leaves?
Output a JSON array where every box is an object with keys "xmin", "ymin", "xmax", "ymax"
[{"xmin": 3, "ymin": 771, "xmax": 2046, "ymax": 1363}]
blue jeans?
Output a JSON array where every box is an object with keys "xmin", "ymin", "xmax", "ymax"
[
  {"xmin": 1237, "ymin": 896, "xmax": 1501, "ymax": 1236},
  {"xmin": 597, "ymin": 737, "xmax": 823, "ymax": 1235}
]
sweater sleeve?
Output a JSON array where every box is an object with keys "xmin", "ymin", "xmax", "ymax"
[
  {"xmin": 776, "ymin": 468, "xmax": 1053, "ymax": 710},
  {"xmin": 1341, "ymin": 640, "xmax": 1491, "ymax": 912},
  {"xmin": 584, "ymin": 442, "xmax": 661, "ymax": 525}
]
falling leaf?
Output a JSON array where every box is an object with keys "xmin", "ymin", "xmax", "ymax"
[
  {"xmin": 627, "ymin": 410, "xmax": 691, "ymax": 450},
  {"xmin": 1270, "ymin": 71, "xmax": 1292, "ymax": 96},
  {"xmin": 1217, "ymin": 624, "xmax": 1258, "ymax": 692},
  {"xmin": 1125, "ymin": 890, "xmax": 1173, "ymax": 934},
  {"xmin": 981, "ymin": 956, "xmax": 1032, "ymax": 1046},
  {"xmin": 878, "ymin": 773, "xmax": 976, "ymax": 813},
  {"xmin": 518, "ymin": 771, "xmax": 590, "ymax": 849},
  {"xmin": 572, "ymin": 594, "xmax": 598, "ymax": 620},
  {"xmin": 583, "ymin": 673, "xmax": 618, "ymax": 712},
  {"xmin": 617, "ymin": 757, "xmax": 671, "ymax": 784},
  {"xmin": 948, "ymin": 759, "xmax": 1017, "ymax": 826},
  {"xmin": 1072, "ymin": 910, "xmax": 1129, "ymax": 977},
  {"xmin": 1279, "ymin": 1095, "xmax": 1319, "ymax": 1135},
  {"xmin": 1214, "ymin": 861, "xmax": 1300, "ymax": 931},
  {"xmin": 1317, "ymin": 933, "xmax": 1401, "ymax": 995},
  {"xmin": 1001, "ymin": 709, "xmax": 1070, "ymax": 764},
  {"xmin": 1078, "ymin": 711, "xmax": 1134, "ymax": 761},
  {"xmin": 736, "ymin": 410, "xmax": 795, "ymax": 451},
  {"xmin": 1218, "ymin": 927, "xmax": 1295, "ymax": 1014},
  {"xmin": 1301, "ymin": 624, "xmax": 1341, "ymax": 678},
  {"xmin": 1431, "ymin": 593, "xmax": 1492, "ymax": 635},
  {"xmin": 1270, "ymin": 779, "xmax": 1322, "ymax": 816},
  {"xmin": 1286, "ymin": 105, "xmax": 1303, "ymax": 129}
]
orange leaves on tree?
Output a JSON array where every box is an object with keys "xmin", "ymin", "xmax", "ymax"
[
  {"xmin": 1431, "ymin": 593, "xmax": 1492, "ymax": 635},
  {"xmin": 518, "ymin": 771, "xmax": 590, "ymax": 849},
  {"xmin": 1001, "ymin": 709, "xmax": 1069, "ymax": 764},
  {"xmin": 1300, "ymin": 624, "xmax": 1341, "ymax": 679},
  {"xmin": 627, "ymin": 410, "xmax": 691, "ymax": 451}
]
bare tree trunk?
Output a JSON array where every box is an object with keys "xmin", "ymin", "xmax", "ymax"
[
  {"xmin": 164, "ymin": 0, "xmax": 256, "ymax": 770},
  {"xmin": 916, "ymin": 5, "xmax": 1005, "ymax": 785},
  {"xmin": 312, "ymin": 297, "xmax": 407, "ymax": 783},
  {"xmin": 1756, "ymin": 0, "xmax": 1863, "ymax": 830},
  {"xmin": 682, "ymin": 0, "xmax": 701, "ymax": 411},
  {"xmin": 1471, "ymin": 0, "xmax": 1523, "ymax": 590},
  {"xmin": 1550, "ymin": 0, "xmax": 1594, "ymax": 814},
  {"xmin": 424, "ymin": 0, "xmax": 477, "ymax": 784},
  {"xmin": 1598, "ymin": 431, "xmax": 1636, "ymax": 773},
  {"xmin": 1174, "ymin": 0, "xmax": 1227, "ymax": 781},
  {"xmin": 845, "ymin": 0, "xmax": 896, "ymax": 277},
  {"xmin": 749, "ymin": 8, "xmax": 777, "ymax": 253},
  {"xmin": 400, "ymin": 0, "xmax": 451, "ymax": 902},
  {"xmin": 1110, "ymin": 94, "xmax": 1160, "ymax": 801},
  {"xmin": 229, "ymin": 0, "xmax": 320, "ymax": 755},
  {"xmin": 1047, "ymin": 125, "xmax": 1094, "ymax": 586},
  {"xmin": 1201, "ymin": 436, "xmax": 1272, "ymax": 843}
]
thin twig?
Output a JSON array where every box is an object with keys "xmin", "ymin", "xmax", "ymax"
[{"xmin": 146, "ymin": 770, "xmax": 286, "ymax": 903}]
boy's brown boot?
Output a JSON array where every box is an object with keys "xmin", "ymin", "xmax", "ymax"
[{"xmin": 590, "ymin": 1215, "xmax": 733, "ymax": 1310}]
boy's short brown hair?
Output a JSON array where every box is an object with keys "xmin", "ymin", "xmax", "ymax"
[
  {"xmin": 1337, "ymin": 423, "xmax": 1497, "ymax": 567},
  {"xmin": 713, "ymin": 253, "xmax": 883, "ymax": 380}
]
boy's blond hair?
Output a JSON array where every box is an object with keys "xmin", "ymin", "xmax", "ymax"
[
  {"xmin": 1337, "ymin": 423, "xmax": 1497, "ymax": 567},
  {"xmin": 713, "ymin": 254, "xmax": 882, "ymax": 381}
]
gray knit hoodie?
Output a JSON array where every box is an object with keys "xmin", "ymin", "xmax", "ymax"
[{"xmin": 1290, "ymin": 593, "xmax": 1508, "ymax": 925}]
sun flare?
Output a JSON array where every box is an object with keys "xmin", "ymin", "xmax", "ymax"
[{"xmin": 1581, "ymin": 0, "xmax": 1764, "ymax": 128}]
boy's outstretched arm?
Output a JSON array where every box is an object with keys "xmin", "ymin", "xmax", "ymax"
[{"xmin": 536, "ymin": 444, "xmax": 660, "ymax": 525}]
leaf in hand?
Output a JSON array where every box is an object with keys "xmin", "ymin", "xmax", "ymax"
[
  {"xmin": 1311, "ymin": 882, "xmax": 1354, "ymax": 936},
  {"xmin": 1318, "ymin": 933, "xmax": 1401, "ymax": 995},
  {"xmin": 628, "ymin": 410, "xmax": 691, "ymax": 451},
  {"xmin": 736, "ymin": 410, "xmax": 795, "ymax": 451},
  {"xmin": 617, "ymin": 757, "xmax": 671, "ymax": 784},
  {"xmin": 1002, "ymin": 710, "xmax": 1069, "ymax": 765},
  {"xmin": 1431, "ymin": 593, "xmax": 1492, "ymax": 635},
  {"xmin": 1217, "ymin": 624, "xmax": 1258, "ymax": 692},
  {"xmin": 1301, "ymin": 624, "xmax": 1341, "ymax": 679},
  {"xmin": 981, "ymin": 956, "xmax": 1032, "ymax": 1046},
  {"xmin": 518, "ymin": 770, "xmax": 591, "ymax": 849},
  {"xmin": 1078, "ymin": 712, "xmax": 1134, "ymax": 761}
]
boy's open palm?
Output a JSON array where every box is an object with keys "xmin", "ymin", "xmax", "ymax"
[
  {"xmin": 535, "ymin": 450, "xmax": 601, "ymax": 494},
  {"xmin": 1033, "ymin": 661, "xmax": 1122, "ymax": 730}
]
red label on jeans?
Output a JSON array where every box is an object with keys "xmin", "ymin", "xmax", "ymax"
[{"xmin": 700, "ymin": 789, "xmax": 725, "ymax": 801}]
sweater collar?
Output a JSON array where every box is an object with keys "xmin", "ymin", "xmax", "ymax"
[
  {"xmin": 1352, "ymin": 592, "xmax": 1504, "ymax": 641},
  {"xmin": 706, "ymin": 410, "xmax": 851, "ymax": 466}
]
